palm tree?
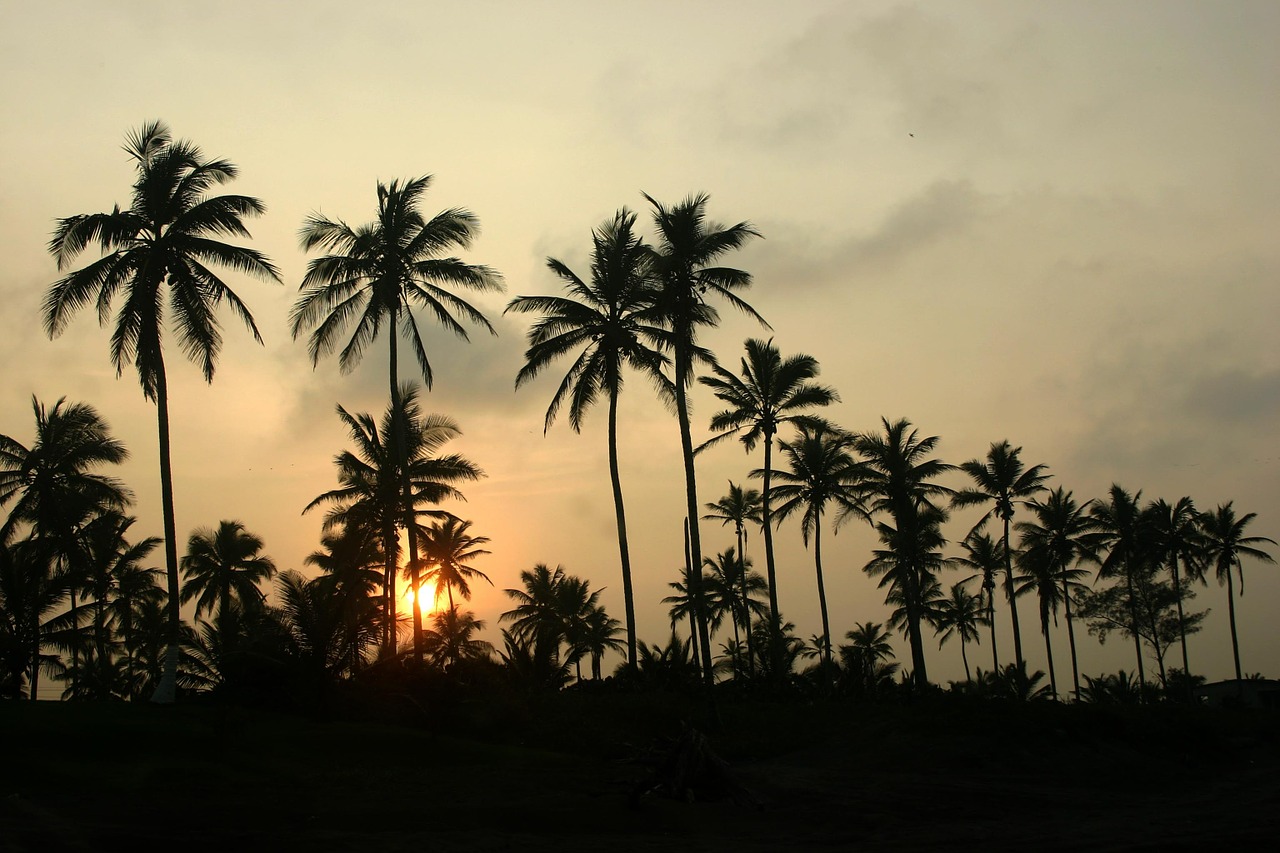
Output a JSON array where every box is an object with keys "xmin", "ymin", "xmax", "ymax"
[
  {"xmin": 46, "ymin": 122, "xmax": 280, "ymax": 702},
  {"xmin": 1089, "ymin": 485, "xmax": 1150, "ymax": 688},
  {"xmin": 645, "ymin": 192, "xmax": 763, "ymax": 686},
  {"xmin": 1145, "ymin": 497, "xmax": 1204, "ymax": 681},
  {"xmin": 578, "ymin": 606, "xmax": 626, "ymax": 680},
  {"xmin": 952, "ymin": 441, "xmax": 1050, "ymax": 673},
  {"xmin": 700, "ymin": 548, "xmax": 766, "ymax": 677},
  {"xmin": 304, "ymin": 526, "xmax": 383, "ymax": 675},
  {"xmin": 292, "ymin": 175, "xmax": 502, "ymax": 664},
  {"xmin": 304, "ymin": 385, "xmax": 483, "ymax": 655},
  {"xmin": 501, "ymin": 563, "xmax": 605, "ymax": 679},
  {"xmin": 855, "ymin": 418, "xmax": 954, "ymax": 687},
  {"xmin": 1016, "ymin": 487, "xmax": 1095, "ymax": 699},
  {"xmin": 506, "ymin": 210, "xmax": 668, "ymax": 671},
  {"xmin": 662, "ymin": 560, "xmax": 714, "ymax": 669},
  {"xmin": 932, "ymin": 582, "xmax": 988, "ymax": 684},
  {"xmin": 840, "ymin": 621, "xmax": 897, "ymax": 695},
  {"xmin": 703, "ymin": 482, "xmax": 763, "ymax": 670},
  {"xmin": 78, "ymin": 511, "xmax": 161, "ymax": 672},
  {"xmin": 1014, "ymin": 546, "xmax": 1068, "ymax": 699},
  {"xmin": 700, "ymin": 339, "xmax": 837, "ymax": 639},
  {"xmin": 769, "ymin": 424, "xmax": 864, "ymax": 668},
  {"xmin": 179, "ymin": 521, "xmax": 277, "ymax": 635},
  {"xmin": 952, "ymin": 532, "xmax": 1006, "ymax": 673},
  {"xmin": 1199, "ymin": 503, "xmax": 1276, "ymax": 681},
  {"xmin": 417, "ymin": 517, "xmax": 492, "ymax": 612},
  {"xmin": 423, "ymin": 607, "xmax": 495, "ymax": 671}
]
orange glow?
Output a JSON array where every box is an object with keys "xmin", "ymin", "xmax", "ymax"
[{"xmin": 400, "ymin": 580, "xmax": 440, "ymax": 615}]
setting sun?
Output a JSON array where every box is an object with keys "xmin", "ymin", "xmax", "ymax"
[{"xmin": 400, "ymin": 581, "xmax": 440, "ymax": 615}]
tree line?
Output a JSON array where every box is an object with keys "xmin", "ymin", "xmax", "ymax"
[{"xmin": 1, "ymin": 121, "xmax": 1274, "ymax": 705}]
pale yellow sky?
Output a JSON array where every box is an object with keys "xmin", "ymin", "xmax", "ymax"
[{"xmin": 2, "ymin": 1, "xmax": 1278, "ymax": 688}]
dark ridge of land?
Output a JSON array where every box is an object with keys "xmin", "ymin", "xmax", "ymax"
[{"xmin": 2, "ymin": 692, "xmax": 1277, "ymax": 852}]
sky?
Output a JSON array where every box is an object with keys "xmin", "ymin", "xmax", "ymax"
[{"xmin": 2, "ymin": 1, "xmax": 1278, "ymax": 692}]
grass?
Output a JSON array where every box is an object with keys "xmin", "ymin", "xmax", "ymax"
[{"xmin": 2, "ymin": 691, "xmax": 1277, "ymax": 851}]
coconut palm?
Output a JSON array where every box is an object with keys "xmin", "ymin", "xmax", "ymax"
[
  {"xmin": 1144, "ymin": 497, "xmax": 1205, "ymax": 681},
  {"xmin": 932, "ymin": 582, "xmax": 988, "ymax": 684},
  {"xmin": 417, "ymin": 517, "xmax": 492, "ymax": 612},
  {"xmin": 501, "ymin": 564, "xmax": 605, "ymax": 679},
  {"xmin": 304, "ymin": 526, "xmax": 384, "ymax": 675},
  {"xmin": 304, "ymin": 385, "xmax": 483, "ymax": 655},
  {"xmin": 700, "ymin": 339, "xmax": 837, "ymax": 633},
  {"xmin": 700, "ymin": 548, "xmax": 767, "ymax": 677},
  {"xmin": 179, "ymin": 520, "xmax": 277, "ymax": 631},
  {"xmin": 703, "ymin": 481, "xmax": 763, "ymax": 672},
  {"xmin": 855, "ymin": 418, "xmax": 954, "ymax": 687},
  {"xmin": 46, "ymin": 122, "xmax": 280, "ymax": 701},
  {"xmin": 1016, "ymin": 487, "xmax": 1095, "ymax": 700},
  {"xmin": 952, "ymin": 532, "xmax": 1006, "ymax": 673},
  {"xmin": 423, "ymin": 607, "xmax": 495, "ymax": 671},
  {"xmin": 1088, "ymin": 485, "xmax": 1150, "ymax": 688},
  {"xmin": 769, "ymin": 423, "xmax": 864, "ymax": 668},
  {"xmin": 952, "ymin": 441, "xmax": 1051, "ymax": 673},
  {"xmin": 78, "ymin": 511, "xmax": 161, "ymax": 672},
  {"xmin": 1014, "ymin": 546, "xmax": 1067, "ymax": 699},
  {"xmin": 506, "ymin": 210, "xmax": 668, "ymax": 670},
  {"xmin": 1199, "ymin": 503, "xmax": 1276, "ymax": 681},
  {"xmin": 292, "ymin": 175, "xmax": 502, "ymax": 664},
  {"xmin": 645, "ymin": 192, "xmax": 763, "ymax": 685},
  {"xmin": 577, "ymin": 606, "xmax": 626, "ymax": 680},
  {"xmin": 840, "ymin": 621, "xmax": 897, "ymax": 695}
]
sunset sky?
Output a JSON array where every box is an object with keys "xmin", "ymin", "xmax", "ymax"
[{"xmin": 2, "ymin": 1, "xmax": 1277, "ymax": 691}]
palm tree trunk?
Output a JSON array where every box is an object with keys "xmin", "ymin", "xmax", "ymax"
[
  {"xmin": 761, "ymin": 431, "xmax": 779, "ymax": 624},
  {"xmin": 69, "ymin": 585, "xmax": 80, "ymax": 695},
  {"xmin": 737, "ymin": 523, "xmax": 755, "ymax": 676},
  {"xmin": 382, "ymin": 519, "xmax": 397, "ymax": 654},
  {"xmin": 1003, "ymin": 513, "xmax": 1024, "ymax": 670},
  {"xmin": 960, "ymin": 637, "xmax": 971, "ymax": 683},
  {"xmin": 683, "ymin": 517, "xmax": 700, "ymax": 668},
  {"xmin": 389, "ymin": 330, "xmax": 422, "ymax": 664},
  {"xmin": 813, "ymin": 516, "xmax": 832, "ymax": 671},
  {"xmin": 150, "ymin": 360, "xmax": 181, "ymax": 705},
  {"xmin": 1171, "ymin": 554, "xmax": 1191, "ymax": 678},
  {"xmin": 674, "ymin": 350, "xmax": 714, "ymax": 686},
  {"xmin": 1226, "ymin": 563, "xmax": 1242, "ymax": 682},
  {"xmin": 607, "ymin": 384, "xmax": 638, "ymax": 673},
  {"xmin": 1124, "ymin": 565, "xmax": 1146, "ymax": 689},
  {"xmin": 1062, "ymin": 576, "xmax": 1081, "ymax": 701},
  {"xmin": 1042, "ymin": 608, "xmax": 1058, "ymax": 700},
  {"xmin": 987, "ymin": 581, "xmax": 998, "ymax": 673}
]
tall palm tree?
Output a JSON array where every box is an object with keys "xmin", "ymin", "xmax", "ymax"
[
  {"xmin": 1016, "ymin": 487, "xmax": 1095, "ymax": 700},
  {"xmin": 952, "ymin": 532, "xmax": 1006, "ymax": 673},
  {"xmin": 703, "ymin": 481, "xmax": 763, "ymax": 672},
  {"xmin": 645, "ymin": 192, "xmax": 763, "ymax": 686},
  {"xmin": 769, "ymin": 424, "xmax": 864, "ymax": 668},
  {"xmin": 700, "ymin": 338, "xmax": 837, "ymax": 638},
  {"xmin": 417, "ymin": 517, "xmax": 492, "ymax": 612},
  {"xmin": 506, "ymin": 209, "xmax": 668, "ymax": 671},
  {"xmin": 292, "ymin": 175, "xmax": 502, "ymax": 663},
  {"xmin": 1014, "ymin": 546, "xmax": 1067, "ymax": 699},
  {"xmin": 46, "ymin": 122, "xmax": 280, "ymax": 702},
  {"xmin": 1199, "ymin": 503, "xmax": 1276, "ymax": 681},
  {"xmin": 304, "ymin": 385, "xmax": 483, "ymax": 655},
  {"xmin": 932, "ymin": 582, "xmax": 988, "ymax": 684},
  {"xmin": 1089, "ymin": 485, "xmax": 1150, "ymax": 688},
  {"xmin": 952, "ymin": 441, "xmax": 1051, "ymax": 673},
  {"xmin": 1145, "ymin": 497, "xmax": 1204, "ymax": 681},
  {"xmin": 855, "ymin": 418, "xmax": 954, "ymax": 687},
  {"xmin": 179, "ymin": 521, "xmax": 277, "ymax": 629}
]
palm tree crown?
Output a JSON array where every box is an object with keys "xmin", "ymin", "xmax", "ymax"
[
  {"xmin": 179, "ymin": 520, "xmax": 276, "ymax": 620},
  {"xmin": 417, "ymin": 517, "xmax": 492, "ymax": 611}
]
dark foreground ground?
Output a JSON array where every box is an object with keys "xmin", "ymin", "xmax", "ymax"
[{"xmin": 2, "ymin": 690, "xmax": 1277, "ymax": 852}]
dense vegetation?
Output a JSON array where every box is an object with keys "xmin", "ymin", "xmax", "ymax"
[{"xmin": 1, "ymin": 122, "xmax": 1275, "ymax": 711}]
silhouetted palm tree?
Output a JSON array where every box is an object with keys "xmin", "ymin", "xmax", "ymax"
[
  {"xmin": 952, "ymin": 441, "xmax": 1050, "ymax": 673},
  {"xmin": 417, "ymin": 517, "xmax": 492, "ymax": 611},
  {"xmin": 293, "ymin": 175, "xmax": 502, "ymax": 663},
  {"xmin": 932, "ymin": 582, "xmax": 987, "ymax": 684},
  {"xmin": 423, "ymin": 606, "xmax": 495, "ymax": 671},
  {"xmin": 700, "ymin": 339, "xmax": 837, "ymax": 644},
  {"xmin": 506, "ymin": 210, "xmax": 668, "ymax": 670},
  {"xmin": 1014, "ymin": 546, "xmax": 1069, "ymax": 699},
  {"xmin": 78, "ymin": 511, "xmax": 161, "ymax": 674},
  {"xmin": 840, "ymin": 621, "xmax": 897, "ymax": 695},
  {"xmin": 1089, "ymin": 485, "xmax": 1150, "ymax": 688},
  {"xmin": 645, "ymin": 192, "xmax": 763, "ymax": 685},
  {"xmin": 855, "ymin": 418, "xmax": 954, "ymax": 687},
  {"xmin": 578, "ymin": 606, "xmax": 626, "ymax": 680},
  {"xmin": 47, "ymin": 122, "xmax": 280, "ymax": 701},
  {"xmin": 703, "ymin": 481, "xmax": 763, "ymax": 670},
  {"xmin": 700, "ymin": 548, "xmax": 766, "ymax": 677},
  {"xmin": 305, "ymin": 386, "xmax": 482, "ymax": 655},
  {"xmin": 1016, "ymin": 487, "xmax": 1095, "ymax": 699},
  {"xmin": 501, "ymin": 563, "xmax": 605, "ymax": 679},
  {"xmin": 1199, "ymin": 503, "xmax": 1276, "ymax": 681},
  {"xmin": 952, "ymin": 532, "xmax": 1006, "ymax": 673},
  {"xmin": 1145, "ymin": 497, "xmax": 1204, "ymax": 681},
  {"xmin": 180, "ymin": 521, "xmax": 276, "ymax": 628},
  {"xmin": 770, "ymin": 423, "xmax": 864, "ymax": 668},
  {"xmin": 304, "ymin": 526, "xmax": 383, "ymax": 675},
  {"xmin": 662, "ymin": 560, "xmax": 713, "ymax": 669}
]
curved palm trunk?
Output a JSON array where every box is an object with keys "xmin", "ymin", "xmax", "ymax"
[
  {"xmin": 607, "ymin": 385, "xmax": 638, "ymax": 672},
  {"xmin": 1062, "ymin": 575, "xmax": 1081, "ymax": 701},
  {"xmin": 681, "ymin": 516, "xmax": 701, "ymax": 671},
  {"xmin": 150, "ymin": 360, "xmax": 181, "ymax": 705},
  {"xmin": 986, "ymin": 575, "xmax": 999, "ymax": 673},
  {"xmin": 389, "ymin": 331, "xmax": 423, "ymax": 664},
  {"xmin": 1124, "ymin": 564, "xmax": 1146, "ymax": 690},
  {"xmin": 674, "ymin": 351, "xmax": 714, "ymax": 687},
  {"xmin": 1226, "ymin": 563, "xmax": 1242, "ymax": 682},
  {"xmin": 960, "ymin": 635, "xmax": 971, "ymax": 683},
  {"xmin": 736, "ymin": 523, "xmax": 755, "ymax": 676},
  {"xmin": 1003, "ymin": 513, "xmax": 1024, "ymax": 670},
  {"xmin": 812, "ymin": 514, "xmax": 832, "ymax": 671}
]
